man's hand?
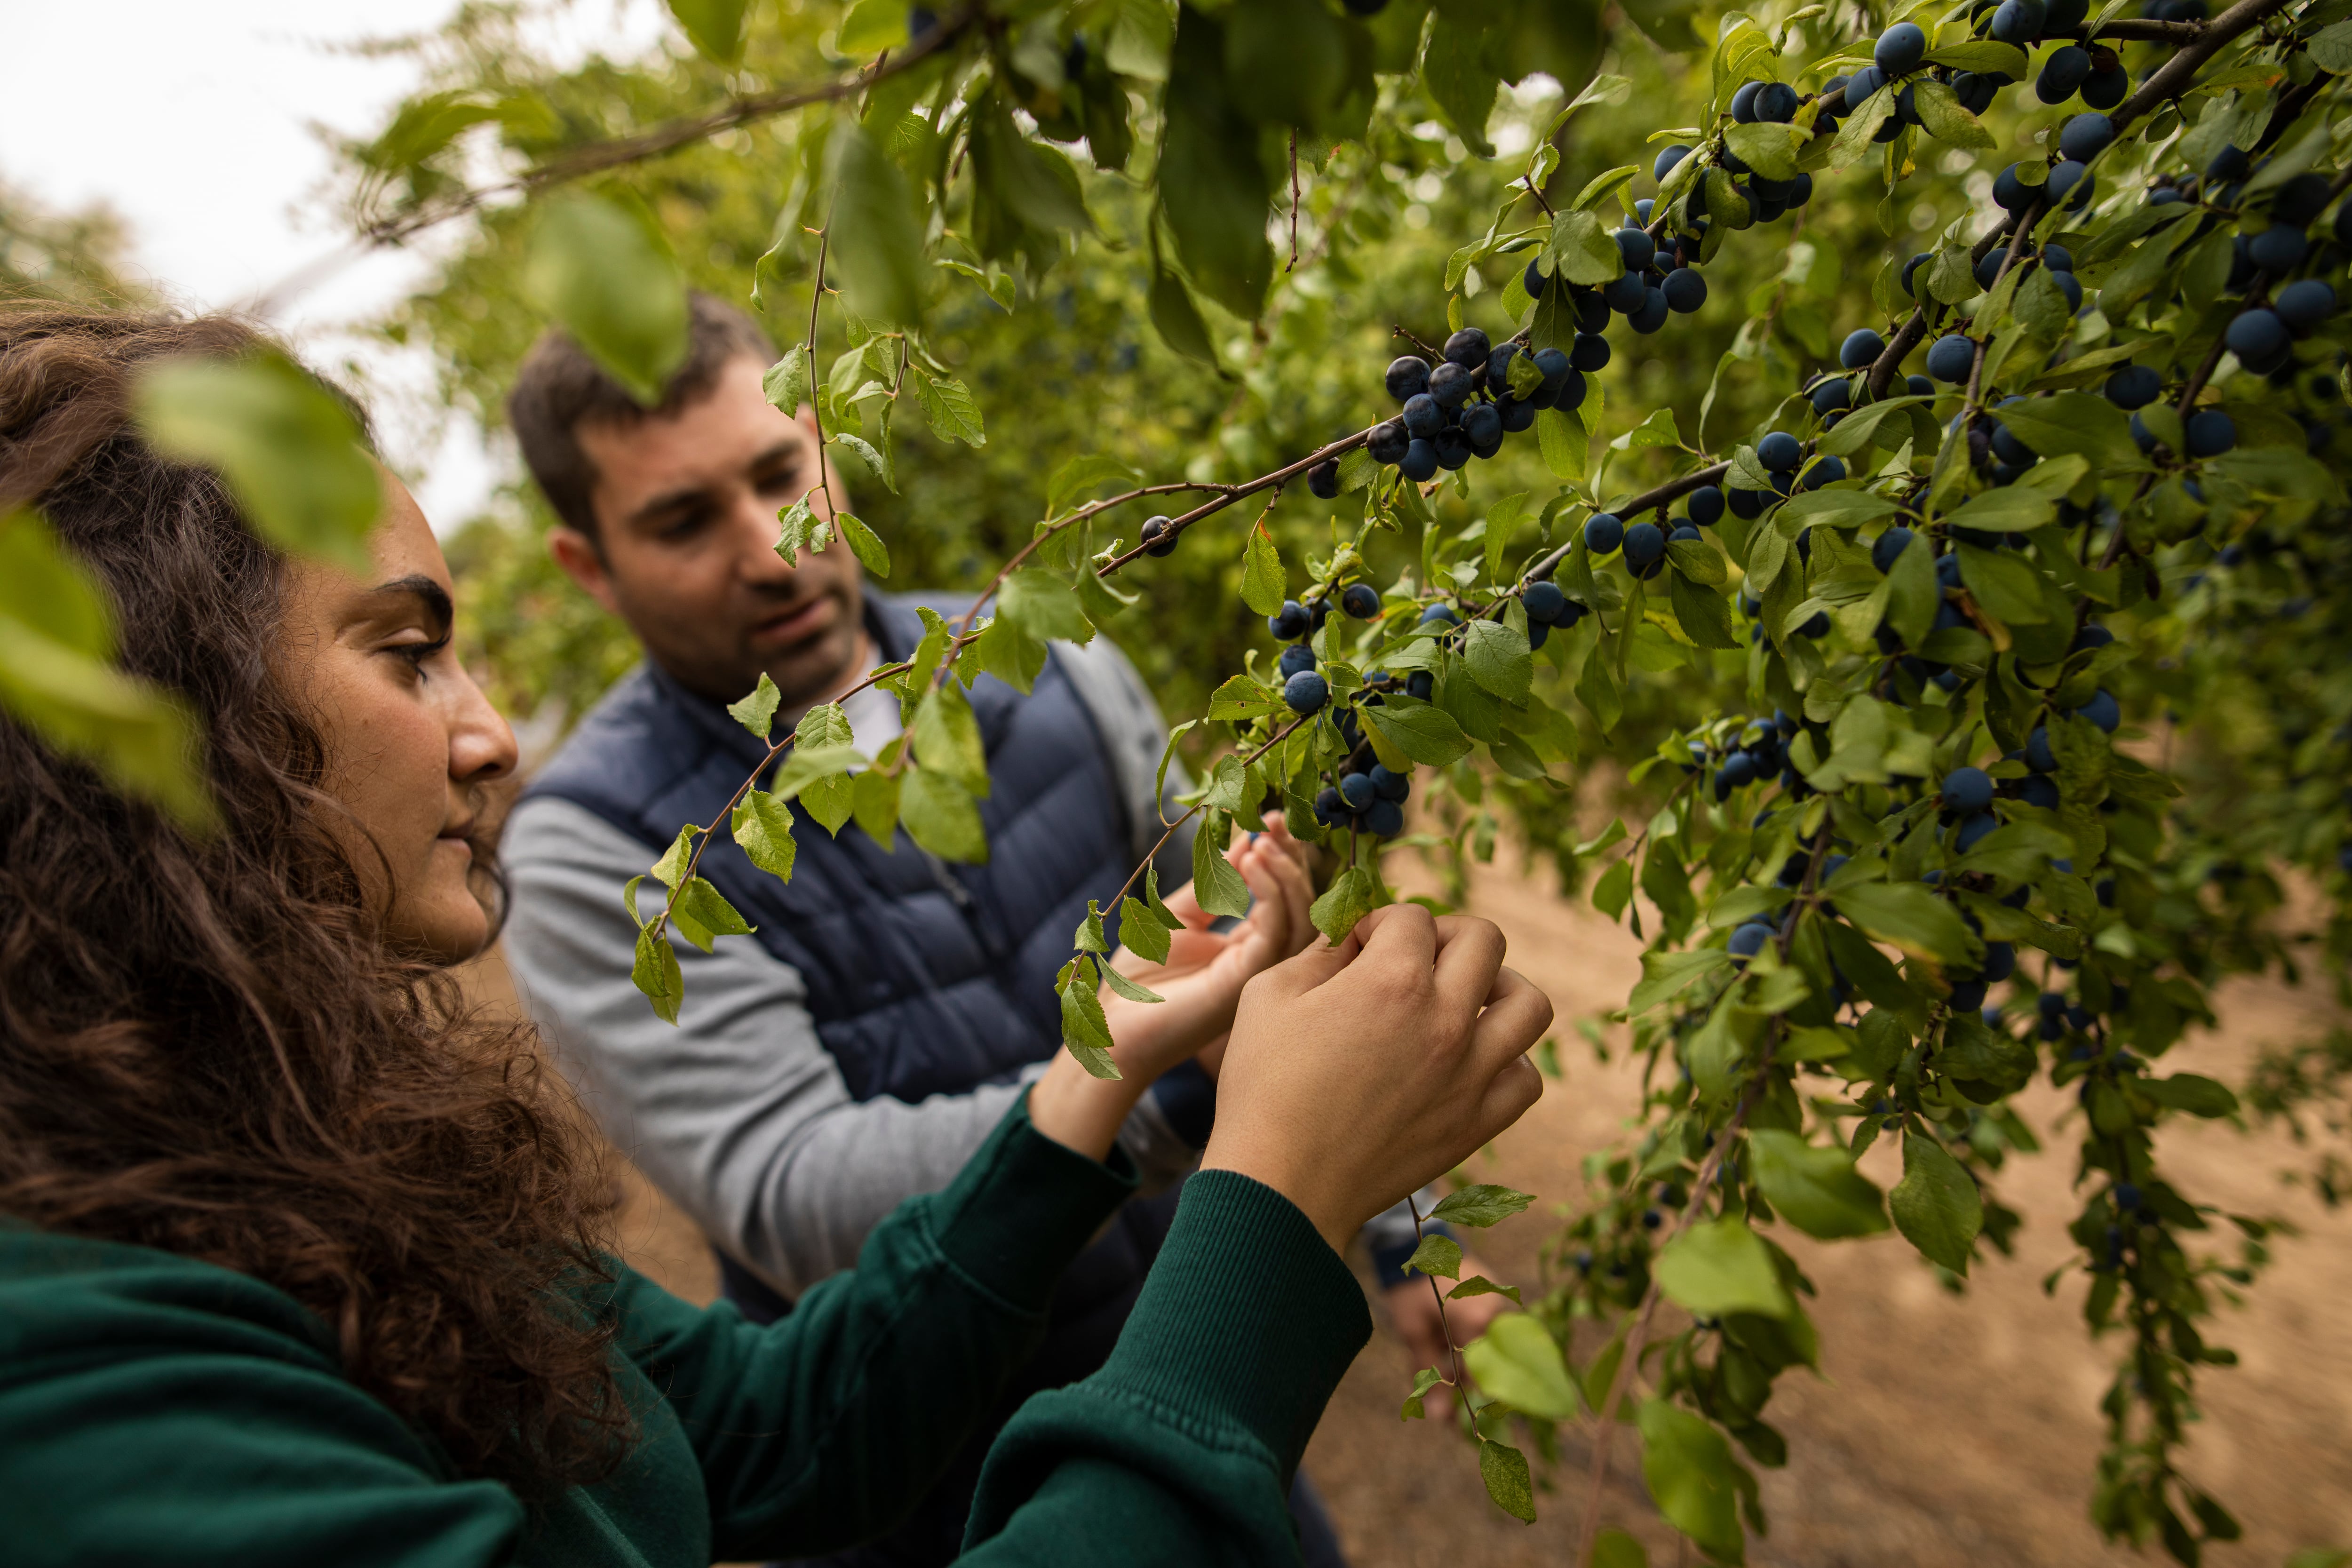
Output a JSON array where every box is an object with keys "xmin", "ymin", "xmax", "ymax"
[{"xmin": 1384, "ymin": 1261, "xmax": 1513, "ymax": 1409}]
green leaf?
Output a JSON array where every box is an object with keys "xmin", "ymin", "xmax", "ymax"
[
  {"xmin": 850, "ymin": 759, "xmax": 901, "ymax": 844},
  {"xmin": 1310, "ymin": 863, "xmax": 1376, "ymax": 941},
  {"xmin": 1749, "ymin": 1129, "xmax": 1890, "ymax": 1239},
  {"xmin": 1118, "ymin": 896, "xmax": 1171, "ymax": 963},
  {"xmin": 2140, "ymin": 1073, "xmax": 2240, "ymax": 1118},
  {"xmin": 649, "ymin": 823, "xmax": 697, "ymax": 891},
  {"xmin": 1240, "ymin": 520, "xmax": 1287, "ymax": 617},
  {"xmin": 1191, "ymin": 821, "xmax": 1254, "ymax": 919},
  {"xmin": 665, "ymin": 0, "xmax": 747, "ymax": 63},
  {"xmin": 731, "ymin": 788, "xmax": 799, "ymax": 884},
  {"xmin": 1884, "ymin": 525, "xmax": 1939, "ymax": 649},
  {"xmin": 1909, "ymin": 78, "xmax": 1994, "ymax": 148},
  {"xmin": 1594, "ymin": 1528, "xmax": 1650, "ymax": 1568},
  {"xmin": 1419, "ymin": 17, "xmax": 1499, "ymax": 155},
  {"xmin": 1567, "ymin": 163, "xmax": 1643, "ymax": 214},
  {"xmin": 775, "ymin": 497, "xmax": 823, "ymax": 560},
  {"xmin": 1448, "ymin": 1274, "xmax": 1523, "ymax": 1305},
  {"xmin": 1816, "ymin": 403, "xmax": 1928, "ymax": 464},
  {"xmin": 1536, "ymin": 406, "xmax": 1589, "ymax": 481},
  {"xmin": 913, "ymin": 681, "xmax": 988, "ymax": 795},
  {"xmin": 1627, "ymin": 947, "xmax": 1732, "ymax": 1013},
  {"xmin": 835, "ymin": 513, "xmax": 892, "ymax": 579},
  {"xmin": 1361, "ymin": 698, "xmax": 1472, "ymax": 765},
  {"xmin": 999, "ymin": 569, "xmax": 1094, "ymax": 643},
  {"xmin": 727, "ymin": 672, "xmax": 782, "ymax": 739},
  {"xmin": 633, "ymin": 923, "xmax": 684, "ymax": 1025},
  {"xmin": 1148, "ymin": 252, "xmax": 1220, "ymax": 364},
  {"xmin": 1057, "ymin": 957, "xmax": 1122, "ymax": 1079},
  {"xmin": 1988, "ymin": 392, "xmax": 2137, "ymax": 468},
  {"xmin": 1891, "ymin": 1129, "xmax": 1982, "ymax": 1274},
  {"xmin": 1464, "ymin": 1315, "xmax": 1580, "ymax": 1422},
  {"xmin": 909, "ymin": 365, "xmax": 985, "ymax": 447},
  {"xmin": 763, "ymin": 346, "xmax": 810, "ymax": 419},
  {"xmin": 134, "ymin": 350, "xmax": 382, "ymax": 574},
  {"xmin": 900, "ymin": 766, "xmax": 988, "ymax": 862},
  {"xmin": 1430, "ymin": 1184, "xmax": 1536, "ymax": 1228},
  {"xmin": 830, "ymin": 431, "xmax": 896, "ymax": 494},
  {"xmin": 2309, "ymin": 19, "xmax": 2352, "ymax": 72},
  {"xmin": 824, "ymin": 119, "xmax": 925, "ymax": 327},
  {"xmin": 1637, "ymin": 1400, "xmax": 1750, "ymax": 1563},
  {"xmin": 1462, "ymin": 620, "xmax": 1534, "ymax": 703},
  {"xmin": 1924, "ymin": 40, "xmax": 2029, "ymax": 76},
  {"xmin": 1592, "ymin": 858, "xmax": 1636, "ymax": 920},
  {"xmin": 1829, "ymin": 83, "xmax": 1896, "ymax": 170},
  {"xmin": 1955, "ymin": 543, "xmax": 2047, "ymax": 626},
  {"xmin": 1404, "ymin": 1234, "xmax": 1463, "ymax": 1279},
  {"xmin": 1670, "ymin": 571, "xmax": 1739, "ymax": 649},
  {"xmin": 1478, "ymin": 1440, "xmax": 1537, "ymax": 1525},
  {"xmin": 521, "ymin": 193, "xmax": 688, "ymax": 407},
  {"xmin": 836, "ymin": 0, "xmax": 909, "ymax": 53},
  {"xmin": 671, "ymin": 875, "xmax": 754, "ymax": 952},
  {"xmin": 1655, "ymin": 1216, "xmax": 1794, "ymax": 1319},
  {"xmin": 1546, "ymin": 209, "xmax": 1624, "ymax": 287},
  {"xmin": 1723, "ymin": 121, "xmax": 1803, "ymax": 181},
  {"xmin": 1400, "ymin": 1366, "xmax": 1446, "ymax": 1421},
  {"xmin": 1097, "ymin": 960, "xmax": 1165, "ymax": 1004},
  {"xmin": 1047, "ymin": 452, "xmax": 1145, "ymax": 516},
  {"xmin": 1158, "ymin": 11, "xmax": 1272, "ymax": 316},
  {"xmin": 1832, "ymin": 883, "xmax": 1979, "ymax": 965}
]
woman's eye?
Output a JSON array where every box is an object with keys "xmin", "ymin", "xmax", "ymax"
[{"xmin": 390, "ymin": 636, "xmax": 451, "ymax": 671}]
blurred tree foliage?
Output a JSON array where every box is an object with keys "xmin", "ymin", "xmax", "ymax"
[{"xmin": 0, "ymin": 175, "xmax": 147, "ymax": 306}]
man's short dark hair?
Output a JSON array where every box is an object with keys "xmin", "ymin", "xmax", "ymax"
[{"xmin": 507, "ymin": 291, "xmax": 776, "ymax": 539}]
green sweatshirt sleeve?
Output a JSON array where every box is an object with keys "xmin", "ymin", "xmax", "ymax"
[
  {"xmin": 958, "ymin": 1169, "xmax": 1374, "ymax": 1567},
  {"xmin": 613, "ymin": 1090, "xmax": 1139, "ymax": 1560}
]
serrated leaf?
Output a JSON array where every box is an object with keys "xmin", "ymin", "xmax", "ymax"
[
  {"xmin": 1401, "ymin": 1365, "xmax": 1446, "ymax": 1421},
  {"xmin": 1891, "ymin": 1129, "xmax": 1981, "ymax": 1274},
  {"xmin": 633, "ymin": 924, "xmax": 684, "ymax": 1024},
  {"xmin": 776, "ymin": 497, "xmax": 822, "ymax": 559},
  {"xmin": 1829, "ymin": 84, "xmax": 1896, "ymax": 170},
  {"xmin": 1240, "ymin": 520, "xmax": 1287, "ymax": 616},
  {"xmin": 1833, "ymin": 883, "xmax": 1979, "ymax": 965},
  {"xmin": 763, "ymin": 346, "xmax": 810, "ymax": 419},
  {"xmin": 1637, "ymin": 1401, "xmax": 1749, "ymax": 1563},
  {"xmin": 1404, "ymin": 1234, "xmax": 1463, "ymax": 1279},
  {"xmin": 671, "ymin": 875, "xmax": 754, "ymax": 952},
  {"xmin": 1546, "ymin": 209, "xmax": 1624, "ymax": 287},
  {"xmin": 912, "ymin": 680, "xmax": 989, "ymax": 795},
  {"xmin": 1361, "ymin": 698, "xmax": 1472, "ymax": 765},
  {"xmin": 910, "ymin": 364, "xmax": 986, "ymax": 446},
  {"xmin": 1310, "ymin": 863, "xmax": 1375, "ymax": 941},
  {"xmin": 1628, "ymin": 947, "xmax": 1732, "ymax": 1013},
  {"xmin": 1191, "ymin": 821, "xmax": 1253, "ymax": 919},
  {"xmin": 727, "ymin": 671, "xmax": 782, "ymax": 739},
  {"xmin": 1478, "ymin": 1440, "xmax": 1537, "ymax": 1524},
  {"xmin": 850, "ymin": 759, "xmax": 901, "ymax": 844},
  {"xmin": 835, "ymin": 512, "xmax": 891, "ymax": 578},
  {"xmin": 1723, "ymin": 121, "xmax": 1803, "ymax": 181},
  {"xmin": 1057, "ymin": 957, "xmax": 1122, "ymax": 1078},
  {"xmin": 999, "ymin": 568, "xmax": 1094, "ymax": 643},
  {"xmin": 901, "ymin": 766, "xmax": 988, "ymax": 862},
  {"xmin": 1098, "ymin": 962, "xmax": 1165, "ymax": 1004},
  {"xmin": 1956, "ymin": 543, "xmax": 2048, "ymax": 627},
  {"xmin": 1430, "ymin": 1184, "xmax": 1536, "ymax": 1228},
  {"xmin": 731, "ymin": 788, "xmax": 799, "ymax": 883},
  {"xmin": 1670, "ymin": 571, "xmax": 1739, "ymax": 649},
  {"xmin": 1462, "ymin": 620, "xmax": 1534, "ymax": 703},
  {"xmin": 1449, "ymin": 1275, "xmax": 1524, "ymax": 1305},
  {"xmin": 830, "ymin": 430, "xmax": 896, "ymax": 493},
  {"xmin": 1910, "ymin": 78, "xmax": 1994, "ymax": 149},
  {"xmin": 1118, "ymin": 895, "xmax": 1172, "ymax": 963},
  {"xmin": 2140, "ymin": 1073, "xmax": 2239, "ymax": 1118}
]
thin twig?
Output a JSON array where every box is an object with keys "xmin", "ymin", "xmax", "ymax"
[
  {"xmin": 1407, "ymin": 1192, "xmax": 1472, "ymax": 1398},
  {"xmin": 807, "ymin": 220, "xmax": 837, "ymax": 520},
  {"xmin": 1518, "ymin": 462, "xmax": 1732, "ymax": 587},
  {"xmin": 1287, "ymin": 130, "xmax": 1302, "ymax": 273}
]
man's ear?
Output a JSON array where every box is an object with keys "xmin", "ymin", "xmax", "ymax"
[{"xmin": 548, "ymin": 525, "xmax": 625, "ymax": 616}]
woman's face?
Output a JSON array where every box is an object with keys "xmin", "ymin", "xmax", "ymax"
[{"xmin": 277, "ymin": 472, "xmax": 518, "ymax": 965}]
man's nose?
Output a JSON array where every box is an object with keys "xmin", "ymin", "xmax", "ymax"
[{"xmin": 731, "ymin": 486, "xmax": 798, "ymax": 585}]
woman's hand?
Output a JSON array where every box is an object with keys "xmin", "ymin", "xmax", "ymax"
[
  {"xmin": 1025, "ymin": 823, "xmax": 1314, "ymax": 1161},
  {"xmin": 1200, "ymin": 905, "xmax": 1552, "ymax": 1253}
]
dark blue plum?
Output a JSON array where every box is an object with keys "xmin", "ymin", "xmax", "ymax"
[
  {"xmin": 1928, "ymin": 333, "xmax": 1977, "ymax": 382},
  {"xmin": 1384, "ymin": 356, "xmax": 1430, "ymax": 401},
  {"xmin": 2105, "ymin": 364, "xmax": 2161, "ymax": 408},
  {"xmin": 1664, "ymin": 269, "xmax": 1708, "ymax": 313},
  {"xmin": 2076, "ymin": 689, "xmax": 2121, "ymax": 732},
  {"xmin": 1943, "ymin": 766, "xmax": 1995, "ymax": 813},
  {"xmin": 1655, "ymin": 144, "xmax": 1692, "ymax": 182},
  {"xmin": 1443, "ymin": 327, "xmax": 1491, "ymax": 369},
  {"xmin": 1367, "ymin": 420, "xmax": 1410, "ymax": 464},
  {"xmin": 1427, "ymin": 361, "xmax": 1474, "ymax": 408},
  {"xmin": 2186, "ymin": 409, "xmax": 2236, "ymax": 457},
  {"xmin": 1279, "ymin": 643, "xmax": 1318, "ymax": 680},
  {"xmin": 1269, "ymin": 600, "xmax": 1311, "ymax": 640},
  {"xmin": 1283, "ymin": 669, "xmax": 1327, "ymax": 713},
  {"xmin": 1340, "ymin": 582, "xmax": 1382, "ymax": 619},
  {"xmin": 1841, "ymin": 328, "xmax": 1887, "ymax": 369},
  {"xmin": 1689, "ymin": 485, "xmax": 1725, "ymax": 526},
  {"xmin": 2249, "ymin": 224, "xmax": 2310, "ymax": 272},
  {"xmin": 1401, "ymin": 393, "xmax": 1443, "ymax": 439},
  {"xmin": 2058, "ymin": 112, "xmax": 2114, "ymax": 162},
  {"xmin": 1623, "ymin": 520, "xmax": 1667, "ymax": 568},
  {"xmin": 1728, "ymin": 921, "xmax": 1774, "ymax": 962},
  {"xmin": 1873, "ymin": 525, "xmax": 1917, "ymax": 573},
  {"xmin": 1757, "ymin": 430, "xmax": 1803, "ymax": 470},
  {"xmin": 1523, "ymin": 581, "xmax": 1567, "ymax": 623},
  {"xmin": 2037, "ymin": 45, "xmax": 2090, "ymax": 103},
  {"xmin": 1876, "ymin": 21, "xmax": 1927, "ymax": 73},
  {"xmin": 1339, "ymin": 771, "xmax": 1375, "ymax": 810},
  {"xmin": 2225, "ymin": 309, "xmax": 2288, "ymax": 363},
  {"xmin": 1399, "ymin": 438, "xmax": 1438, "ymax": 482},
  {"xmin": 1570, "ymin": 332, "xmax": 1612, "ymax": 372},
  {"xmin": 1585, "ymin": 512, "xmax": 1626, "ymax": 553}
]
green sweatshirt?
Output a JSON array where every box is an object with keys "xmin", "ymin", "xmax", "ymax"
[{"xmin": 0, "ymin": 1097, "xmax": 1370, "ymax": 1567}]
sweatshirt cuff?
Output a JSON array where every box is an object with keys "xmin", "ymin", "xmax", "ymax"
[
  {"xmin": 924, "ymin": 1090, "xmax": 1139, "ymax": 1315},
  {"xmin": 1087, "ymin": 1170, "xmax": 1372, "ymax": 1476}
]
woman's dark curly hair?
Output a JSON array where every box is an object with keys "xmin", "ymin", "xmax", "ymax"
[{"xmin": 0, "ymin": 306, "xmax": 630, "ymax": 1496}]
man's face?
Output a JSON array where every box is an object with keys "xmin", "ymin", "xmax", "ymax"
[{"xmin": 549, "ymin": 354, "xmax": 864, "ymax": 708}]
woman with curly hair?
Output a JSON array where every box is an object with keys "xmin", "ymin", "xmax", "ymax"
[{"xmin": 0, "ymin": 306, "xmax": 1549, "ymax": 1567}]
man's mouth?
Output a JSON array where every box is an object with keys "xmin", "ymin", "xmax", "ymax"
[{"xmin": 749, "ymin": 596, "xmax": 832, "ymax": 649}]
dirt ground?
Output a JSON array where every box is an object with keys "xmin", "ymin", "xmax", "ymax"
[{"xmin": 522, "ymin": 855, "xmax": 2352, "ymax": 1568}]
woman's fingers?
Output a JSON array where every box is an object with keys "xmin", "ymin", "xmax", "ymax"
[
  {"xmin": 1474, "ymin": 1054, "xmax": 1546, "ymax": 1143},
  {"xmin": 1469, "ymin": 965, "xmax": 1553, "ymax": 1075},
  {"xmin": 1430, "ymin": 916, "xmax": 1508, "ymax": 1017}
]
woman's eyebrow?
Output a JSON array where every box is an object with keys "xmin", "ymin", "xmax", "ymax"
[{"xmin": 363, "ymin": 573, "xmax": 454, "ymax": 637}]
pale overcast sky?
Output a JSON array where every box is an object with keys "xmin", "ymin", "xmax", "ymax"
[{"xmin": 0, "ymin": 0, "xmax": 668, "ymax": 530}]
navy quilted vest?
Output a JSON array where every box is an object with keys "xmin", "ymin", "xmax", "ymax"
[{"xmin": 524, "ymin": 593, "xmax": 1136, "ymax": 1105}]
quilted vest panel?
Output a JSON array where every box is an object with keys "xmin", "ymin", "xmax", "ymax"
[{"xmin": 524, "ymin": 594, "xmax": 1136, "ymax": 1105}]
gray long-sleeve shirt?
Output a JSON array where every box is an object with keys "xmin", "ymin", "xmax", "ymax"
[{"xmin": 501, "ymin": 633, "xmax": 1202, "ymax": 1300}]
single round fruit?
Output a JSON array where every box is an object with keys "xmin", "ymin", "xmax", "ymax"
[
  {"xmin": 1569, "ymin": 332, "xmax": 1612, "ymax": 373},
  {"xmin": 1812, "ymin": 378, "xmax": 1853, "ymax": 415},
  {"xmin": 2275, "ymin": 278, "xmax": 2337, "ymax": 331},
  {"xmin": 1728, "ymin": 921, "xmax": 1774, "ymax": 962},
  {"xmin": 1384, "ymin": 356, "xmax": 1430, "ymax": 401},
  {"xmin": 1553, "ymin": 369, "xmax": 1589, "ymax": 412},
  {"xmin": 1800, "ymin": 454, "xmax": 1847, "ymax": 490},
  {"xmin": 1755, "ymin": 81, "xmax": 1799, "ymax": 121},
  {"xmin": 1523, "ymin": 257, "xmax": 1546, "ymax": 298},
  {"xmin": 1988, "ymin": 0, "xmax": 2041, "ymax": 43},
  {"xmin": 1523, "ymin": 581, "xmax": 1567, "ymax": 623},
  {"xmin": 2058, "ymin": 111, "xmax": 2114, "ymax": 163},
  {"xmin": 1427, "ymin": 361, "xmax": 1474, "ymax": 408},
  {"xmin": 1841, "ymin": 327, "xmax": 1887, "ymax": 369},
  {"xmin": 1486, "ymin": 342, "xmax": 1523, "ymax": 387},
  {"xmin": 1461, "ymin": 402, "xmax": 1503, "ymax": 446},
  {"xmin": 1279, "ymin": 643, "xmax": 1318, "ymax": 680},
  {"xmin": 1269, "ymin": 599, "xmax": 1311, "ymax": 640},
  {"xmin": 1757, "ymin": 430, "xmax": 1803, "ymax": 471},
  {"xmin": 1498, "ymin": 396, "xmax": 1535, "ymax": 434},
  {"xmin": 2076, "ymin": 688, "xmax": 2121, "ymax": 732},
  {"xmin": 1585, "ymin": 512, "xmax": 1626, "ymax": 553},
  {"xmin": 1876, "ymin": 21, "xmax": 1927, "ymax": 74},
  {"xmin": 1283, "ymin": 669, "xmax": 1328, "ymax": 713},
  {"xmin": 1615, "ymin": 226, "xmax": 1653, "ymax": 270},
  {"xmin": 1307, "ymin": 459, "xmax": 1340, "ymax": 500},
  {"xmin": 1942, "ymin": 765, "xmax": 1995, "ymax": 814},
  {"xmin": 1688, "ymin": 485, "xmax": 1725, "ymax": 527},
  {"xmin": 1663, "ymin": 269, "xmax": 1708, "ymax": 313},
  {"xmin": 1632, "ymin": 287, "xmax": 1671, "ymax": 334},
  {"xmin": 2185, "ymin": 408, "xmax": 2236, "ymax": 457},
  {"xmin": 2225, "ymin": 309, "xmax": 2289, "ymax": 364},
  {"xmin": 1954, "ymin": 811, "xmax": 2000, "ymax": 852},
  {"xmin": 1141, "ymin": 514, "xmax": 1178, "ymax": 557},
  {"xmin": 1623, "ymin": 520, "xmax": 1667, "ymax": 568},
  {"xmin": 2082, "ymin": 64, "xmax": 2128, "ymax": 108},
  {"xmin": 1443, "ymin": 327, "xmax": 1491, "ymax": 369},
  {"xmin": 1872, "ymin": 525, "xmax": 1917, "ymax": 573},
  {"xmin": 1406, "ymin": 670, "xmax": 1434, "ymax": 701},
  {"xmin": 1366, "ymin": 799, "xmax": 1406, "ymax": 838},
  {"xmin": 1340, "ymin": 582, "xmax": 1382, "ymax": 620},
  {"xmin": 1928, "ymin": 333, "xmax": 1977, "ymax": 383},
  {"xmin": 1729, "ymin": 487, "xmax": 1766, "ymax": 519},
  {"xmin": 1907, "ymin": 374, "xmax": 1935, "ymax": 398},
  {"xmin": 2046, "ymin": 159, "xmax": 2094, "ymax": 208},
  {"xmin": 1420, "ymin": 603, "xmax": 1463, "ymax": 628},
  {"xmin": 1401, "ymin": 393, "xmax": 1444, "ymax": 439},
  {"xmin": 2043, "ymin": 243, "xmax": 2074, "ymax": 272},
  {"xmin": 1532, "ymin": 345, "xmax": 1573, "ymax": 391},
  {"xmin": 1655, "ymin": 144, "xmax": 1692, "ymax": 182},
  {"xmin": 1370, "ymin": 764, "xmax": 1411, "ymax": 802},
  {"xmin": 1845, "ymin": 64, "xmax": 1888, "ymax": 104},
  {"xmin": 1339, "ymin": 771, "xmax": 1375, "ymax": 810},
  {"xmin": 1731, "ymin": 80, "xmax": 1763, "ymax": 121},
  {"xmin": 1992, "ymin": 162, "xmax": 2032, "ymax": 212},
  {"xmin": 1433, "ymin": 426, "xmax": 1473, "ymax": 470},
  {"xmin": 1399, "ymin": 438, "xmax": 1438, "ymax": 482},
  {"xmin": 2249, "ymin": 223, "xmax": 2310, "ymax": 272},
  {"xmin": 1901, "ymin": 250, "xmax": 1932, "ymax": 298},
  {"xmin": 2105, "ymin": 364, "xmax": 2160, "ymax": 408},
  {"xmin": 1604, "ymin": 271, "xmax": 1648, "ymax": 313}
]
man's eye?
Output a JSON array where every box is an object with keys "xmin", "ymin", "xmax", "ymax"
[{"xmin": 661, "ymin": 509, "xmax": 714, "ymax": 540}]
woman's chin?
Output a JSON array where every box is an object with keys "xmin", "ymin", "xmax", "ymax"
[{"xmin": 389, "ymin": 892, "xmax": 495, "ymax": 968}]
